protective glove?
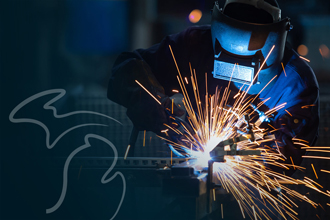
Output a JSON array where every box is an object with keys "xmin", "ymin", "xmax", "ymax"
[
  {"xmin": 163, "ymin": 94, "xmax": 197, "ymax": 157},
  {"xmin": 126, "ymin": 92, "xmax": 185, "ymax": 136}
]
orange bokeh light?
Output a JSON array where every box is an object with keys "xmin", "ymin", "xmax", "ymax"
[
  {"xmin": 189, "ymin": 9, "xmax": 202, "ymax": 23},
  {"xmin": 297, "ymin": 44, "xmax": 308, "ymax": 56},
  {"xmin": 319, "ymin": 44, "xmax": 330, "ymax": 58}
]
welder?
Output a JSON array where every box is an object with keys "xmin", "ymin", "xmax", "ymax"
[{"xmin": 107, "ymin": 0, "xmax": 319, "ymax": 176}]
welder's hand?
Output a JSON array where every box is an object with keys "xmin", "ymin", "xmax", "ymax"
[
  {"xmin": 126, "ymin": 92, "xmax": 185, "ymax": 135},
  {"xmin": 165, "ymin": 109, "xmax": 197, "ymax": 157}
]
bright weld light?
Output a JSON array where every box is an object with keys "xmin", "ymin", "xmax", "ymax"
[
  {"xmin": 189, "ymin": 9, "xmax": 202, "ymax": 23},
  {"xmin": 206, "ymin": 136, "xmax": 223, "ymax": 151},
  {"xmin": 259, "ymin": 115, "xmax": 267, "ymax": 123},
  {"xmin": 192, "ymin": 151, "xmax": 211, "ymax": 167},
  {"xmin": 193, "ymin": 136, "xmax": 223, "ymax": 167}
]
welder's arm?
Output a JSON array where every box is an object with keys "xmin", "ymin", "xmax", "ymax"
[
  {"xmin": 107, "ymin": 56, "xmax": 184, "ymax": 135},
  {"xmin": 271, "ymin": 86, "xmax": 319, "ymax": 175},
  {"xmin": 107, "ymin": 29, "xmax": 190, "ymax": 134}
]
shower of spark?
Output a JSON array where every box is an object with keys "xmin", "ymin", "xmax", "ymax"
[{"xmin": 135, "ymin": 45, "xmax": 330, "ymax": 219}]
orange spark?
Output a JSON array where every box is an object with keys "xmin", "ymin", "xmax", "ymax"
[
  {"xmin": 172, "ymin": 122, "xmax": 178, "ymax": 126},
  {"xmin": 143, "ymin": 130, "xmax": 146, "ymax": 147},
  {"xmin": 281, "ymin": 62, "xmax": 287, "ymax": 77},
  {"xmin": 302, "ymin": 147, "xmax": 330, "ymax": 149},
  {"xmin": 311, "ymin": 164, "xmax": 318, "ymax": 179},
  {"xmin": 252, "ymin": 206, "xmax": 257, "ymax": 220},
  {"xmin": 299, "ymin": 56, "xmax": 310, "ymax": 62},
  {"xmin": 319, "ymin": 203, "xmax": 325, "ymax": 211},
  {"xmin": 268, "ymin": 123, "xmax": 276, "ymax": 130},
  {"xmin": 321, "ymin": 169, "xmax": 330, "ymax": 174},
  {"xmin": 285, "ymin": 109, "xmax": 292, "ymax": 117},
  {"xmin": 294, "ymin": 142, "xmax": 310, "ymax": 147},
  {"xmin": 302, "ymin": 156, "xmax": 330, "ymax": 160},
  {"xmin": 305, "ymin": 149, "xmax": 330, "ymax": 153},
  {"xmin": 233, "ymin": 93, "xmax": 240, "ymax": 99},
  {"xmin": 301, "ymin": 104, "xmax": 316, "ymax": 109},
  {"xmin": 161, "ymin": 129, "xmax": 169, "ymax": 137},
  {"xmin": 292, "ymin": 138, "xmax": 309, "ymax": 143},
  {"xmin": 290, "ymin": 156, "xmax": 295, "ymax": 170},
  {"xmin": 237, "ymin": 200, "xmax": 245, "ymax": 219},
  {"xmin": 184, "ymin": 77, "xmax": 189, "ymax": 84},
  {"xmin": 172, "ymin": 99, "xmax": 174, "ymax": 114},
  {"xmin": 135, "ymin": 80, "xmax": 161, "ymax": 105}
]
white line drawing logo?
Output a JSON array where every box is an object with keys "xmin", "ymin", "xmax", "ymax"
[{"xmin": 9, "ymin": 89, "xmax": 126, "ymax": 220}]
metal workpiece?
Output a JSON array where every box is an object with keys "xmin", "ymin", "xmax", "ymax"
[
  {"xmin": 47, "ymin": 157, "xmax": 187, "ymax": 169},
  {"xmin": 163, "ymin": 160, "xmax": 208, "ymax": 196},
  {"xmin": 210, "ymin": 148, "xmax": 261, "ymax": 158},
  {"xmin": 209, "ymin": 114, "xmax": 262, "ymax": 162},
  {"xmin": 209, "ymin": 134, "xmax": 261, "ymax": 161},
  {"xmin": 162, "ymin": 159, "xmax": 223, "ymax": 220},
  {"xmin": 162, "ymin": 170, "xmax": 207, "ymax": 197},
  {"xmin": 206, "ymin": 117, "xmax": 263, "ymax": 215},
  {"xmin": 207, "ymin": 160, "xmax": 215, "ymax": 214}
]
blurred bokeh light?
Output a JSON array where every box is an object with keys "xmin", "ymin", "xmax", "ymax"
[
  {"xmin": 319, "ymin": 44, "xmax": 330, "ymax": 58},
  {"xmin": 189, "ymin": 9, "xmax": 202, "ymax": 23},
  {"xmin": 297, "ymin": 44, "xmax": 309, "ymax": 56}
]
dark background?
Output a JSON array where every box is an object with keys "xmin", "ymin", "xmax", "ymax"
[{"xmin": 1, "ymin": 0, "xmax": 330, "ymax": 219}]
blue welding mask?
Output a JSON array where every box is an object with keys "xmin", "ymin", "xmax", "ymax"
[{"xmin": 211, "ymin": 0, "xmax": 292, "ymax": 94}]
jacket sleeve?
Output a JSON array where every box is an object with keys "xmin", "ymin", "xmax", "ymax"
[
  {"xmin": 271, "ymin": 77, "xmax": 319, "ymax": 175},
  {"xmin": 107, "ymin": 29, "xmax": 190, "ymax": 132},
  {"xmin": 107, "ymin": 29, "xmax": 190, "ymax": 108}
]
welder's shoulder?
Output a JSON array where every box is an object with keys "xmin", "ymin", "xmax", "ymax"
[
  {"xmin": 163, "ymin": 25, "xmax": 211, "ymax": 50},
  {"xmin": 175, "ymin": 25, "xmax": 211, "ymax": 45},
  {"xmin": 183, "ymin": 25, "xmax": 211, "ymax": 35},
  {"xmin": 285, "ymin": 48, "xmax": 319, "ymax": 89}
]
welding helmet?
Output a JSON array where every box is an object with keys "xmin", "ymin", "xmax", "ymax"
[{"xmin": 211, "ymin": 0, "xmax": 292, "ymax": 94}]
